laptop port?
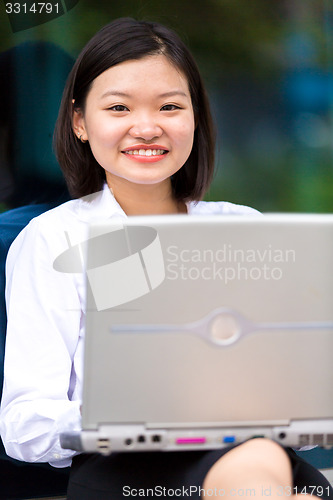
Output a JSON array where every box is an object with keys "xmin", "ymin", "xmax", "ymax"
[
  {"xmin": 278, "ymin": 432, "xmax": 286, "ymax": 440},
  {"xmin": 124, "ymin": 438, "xmax": 133, "ymax": 446},
  {"xmin": 313, "ymin": 434, "xmax": 324, "ymax": 446},
  {"xmin": 223, "ymin": 436, "xmax": 236, "ymax": 444},
  {"xmin": 137, "ymin": 435, "xmax": 146, "ymax": 443},
  {"xmin": 152, "ymin": 434, "xmax": 161, "ymax": 443},
  {"xmin": 97, "ymin": 438, "xmax": 111, "ymax": 453},
  {"xmin": 176, "ymin": 437, "xmax": 206, "ymax": 445},
  {"xmin": 299, "ymin": 434, "xmax": 310, "ymax": 446}
]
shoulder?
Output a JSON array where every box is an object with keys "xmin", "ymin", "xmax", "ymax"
[
  {"xmin": 188, "ymin": 200, "xmax": 262, "ymax": 216},
  {"xmin": 26, "ymin": 198, "xmax": 83, "ymax": 227},
  {"xmin": 21, "ymin": 184, "xmax": 124, "ymax": 236},
  {"xmin": 6, "ymin": 186, "xmax": 123, "ymax": 264},
  {"xmin": 6, "ymin": 199, "xmax": 87, "ymax": 267}
]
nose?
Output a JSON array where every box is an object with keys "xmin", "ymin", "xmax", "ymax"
[{"xmin": 129, "ymin": 113, "xmax": 163, "ymax": 141}]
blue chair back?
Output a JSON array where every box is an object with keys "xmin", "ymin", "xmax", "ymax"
[{"xmin": 0, "ymin": 204, "xmax": 70, "ymax": 498}]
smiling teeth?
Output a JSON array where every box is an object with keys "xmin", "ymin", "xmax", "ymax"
[{"xmin": 125, "ymin": 149, "xmax": 166, "ymax": 156}]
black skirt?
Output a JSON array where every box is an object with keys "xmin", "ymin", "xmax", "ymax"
[{"xmin": 67, "ymin": 447, "xmax": 333, "ymax": 500}]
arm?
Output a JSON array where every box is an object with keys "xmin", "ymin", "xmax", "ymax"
[{"xmin": 0, "ymin": 215, "xmax": 83, "ymax": 467}]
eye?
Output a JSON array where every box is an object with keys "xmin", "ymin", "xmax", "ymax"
[
  {"xmin": 108, "ymin": 105, "xmax": 129, "ymax": 112},
  {"xmin": 160, "ymin": 104, "xmax": 182, "ymax": 111}
]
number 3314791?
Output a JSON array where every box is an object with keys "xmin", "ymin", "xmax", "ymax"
[{"xmin": 5, "ymin": 3, "xmax": 59, "ymax": 14}]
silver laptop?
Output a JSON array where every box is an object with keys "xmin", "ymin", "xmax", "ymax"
[{"xmin": 60, "ymin": 214, "xmax": 333, "ymax": 455}]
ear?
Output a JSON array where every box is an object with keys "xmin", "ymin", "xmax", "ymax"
[{"xmin": 72, "ymin": 104, "xmax": 88, "ymax": 142}]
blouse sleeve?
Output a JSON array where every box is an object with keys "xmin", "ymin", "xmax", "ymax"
[{"xmin": 0, "ymin": 215, "xmax": 82, "ymax": 467}]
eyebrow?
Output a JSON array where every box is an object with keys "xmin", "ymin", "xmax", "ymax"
[{"xmin": 100, "ymin": 90, "xmax": 189, "ymax": 100}]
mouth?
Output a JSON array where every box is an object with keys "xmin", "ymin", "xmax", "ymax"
[
  {"xmin": 122, "ymin": 146, "xmax": 169, "ymax": 157},
  {"xmin": 121, "ymin": 145, "xmax": 169, "ymax": 163},
  {"xmin": 124, "ymin": 148, "xmax": 168, "ymax": 157}
]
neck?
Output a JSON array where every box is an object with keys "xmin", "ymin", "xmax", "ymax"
[{"xmin": 106, "ymin": 176, "xmax": 187, "ymax": 216}]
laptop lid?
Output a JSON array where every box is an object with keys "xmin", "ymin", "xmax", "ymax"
[{"xmin": 65, "ymin": 214, "xmax": 333, "ymax": 452}]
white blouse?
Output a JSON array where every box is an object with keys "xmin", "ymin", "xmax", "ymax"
[{"xmin": 0, "ymin": 184, "xmax": 260, "ymax": 468}]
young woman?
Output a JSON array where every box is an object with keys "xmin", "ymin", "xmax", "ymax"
[{"xmin": 0, "ymin": 18, "xmax": 331, "ymax": 499}]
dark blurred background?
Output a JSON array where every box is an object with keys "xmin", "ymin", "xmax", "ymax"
[{"xmin": 0, "ymin": 0, "xmax": 333, "ymax": 213}]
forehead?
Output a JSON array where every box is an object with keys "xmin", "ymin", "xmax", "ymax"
[{"xmin": 89, "ymin": 55, "xmax": 191, "ymax": 98}]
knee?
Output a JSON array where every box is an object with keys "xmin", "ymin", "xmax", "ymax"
[
  {"xmin": 220, "ymin": 438, "xmax": 290, "ymax": 468},
  {"xmin": 235, "ymin": 438, "xmax": 289, "ymax": 464},
  {"xmin": 203, "ymin": 439, "xmax": 292, "ymax": 489}
]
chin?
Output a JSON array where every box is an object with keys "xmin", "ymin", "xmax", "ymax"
[{"xmin": 128, "ymin": 176, "xmax": 171, "ymax": 186}]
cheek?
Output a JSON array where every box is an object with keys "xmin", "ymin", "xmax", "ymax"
[
  {"xmin": 173, "ymin": 120, "xmax": 195, "ymax": 150},
  {"xmin": 88, "ymin": 121, "xmax": 124, "ymax": 150}
]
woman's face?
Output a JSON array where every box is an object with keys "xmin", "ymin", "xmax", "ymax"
[{"xmin": 73, "ymin": 55, "xmax": 195, "ymax": 190}]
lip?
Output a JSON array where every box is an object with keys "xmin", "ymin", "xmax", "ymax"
[
  {"xmin": 121, "ymin": 144, "xmax": 169, "ymax": 152},
  {"xmin": 121, "ymin": 144, "xmax": 169, "ymax": 163}
]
